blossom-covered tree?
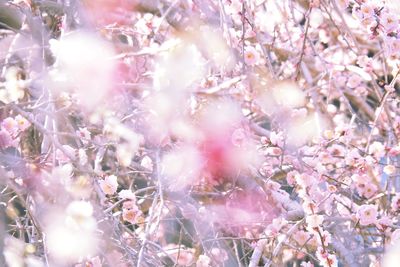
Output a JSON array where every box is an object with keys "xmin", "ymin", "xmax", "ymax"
[{"xmin": 1, "ymin": 0, "xmax": 400, "ymax": 266}]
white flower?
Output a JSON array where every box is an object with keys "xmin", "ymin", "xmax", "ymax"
[{"xmin": 118, "ymin": 189, "xmax": 136, "ymax": 200}]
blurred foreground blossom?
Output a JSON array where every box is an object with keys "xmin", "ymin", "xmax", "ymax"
[
  {"xmin": 49, "ymin": 31, "xmax": 116, "ymax": 109},
  {"xmin": 0, "ymin": 67, "xmax": 27, "ymax": 103},
  {"xmin": 45, "ymin": 201, "xmax": 97, "ymax": 263},
  {"xmin": 4, "ymin": 236, "xmax": 44, "ymax": 267}
]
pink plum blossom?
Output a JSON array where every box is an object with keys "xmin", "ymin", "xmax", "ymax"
[{"xmin": 357, "ymin": 205, "xmax": 378, "ymax": 226}]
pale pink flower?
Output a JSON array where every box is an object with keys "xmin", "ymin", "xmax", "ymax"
[
  {"xmin": 270, "ymin": 131, "xmax": 284, "ymax": 147},
  {"xmin": 15, "ymin": 115, "xmax": 30, "ymax": 132},
  {"xmin": 380, "ymin": 12, "xmax": 399, "ymax": 33},
  {"xmin": 387, "ymin": 37, "xmax": 400, "ymax": 56},
  {"xmin": 336, "ymin": 74, "xmax": 347, "ymax": 87},
  {"xmin": 346, "ymin": 74, "xmax": 362, "ymax": 89},
  {"xmin": 316, "ymin": 247, "xmax": 338, "ymax": 267},
  {"xmin": 244, "ymin": 46, "xmax": 260, "ymax": 66},
  {"xmin": 265, "ymin": 217, "xmax": 286, "ymax": 237},
  {"xmin": 99, "ymin": 175, "xmax": 118, "ymax": 195},
  {"xmin": 357, "ymin": 205, "xmax": 378, "ymax": 226},
  {"xmin": 122, "ymin": 208, "xmax": 141, "ymax": 224},
  {"xmin": 176, "ymin": 249, "xmax": 195, "ymax": 266},
  {"xmin": 362, "ymin": 183, "xmax": 378, "ymax": 198},
  {"xmin": 360, "ymin": 3, "xmax": 375, "ymax": 18}
]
